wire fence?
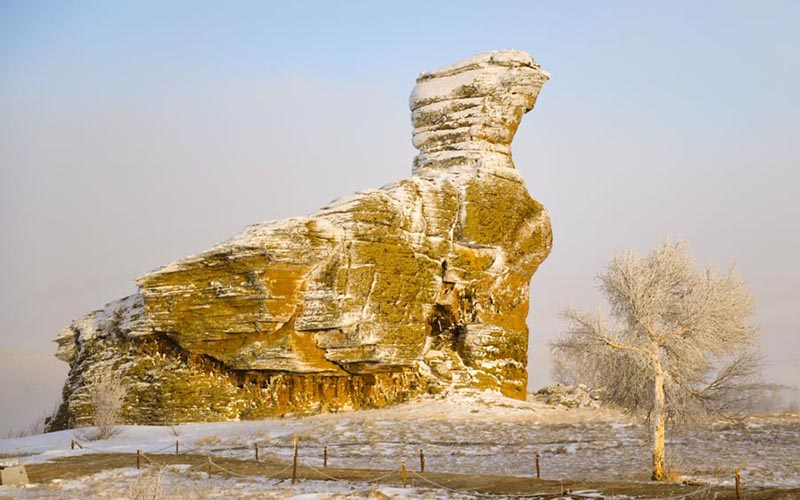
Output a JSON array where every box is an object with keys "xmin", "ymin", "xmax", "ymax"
[{"xmin": 63, "ymin": 435, "xmax": 735, "ymax": 500}]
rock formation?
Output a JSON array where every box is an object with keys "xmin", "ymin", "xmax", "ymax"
[
  {"xmin": 49, "ymin": 49, "xmax": 552, "ymax": 429},
  {"xmin": 532, "ymin": 384, "xmax": 605, "ymax": 409}
]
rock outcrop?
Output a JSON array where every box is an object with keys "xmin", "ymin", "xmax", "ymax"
[
  {"xmin": 532, "ymin": 384, "xmax": 605, "ymax": 409},
  {"xmin": 49, "ymin": 50, "xmax": 552, "ymax": 429}
]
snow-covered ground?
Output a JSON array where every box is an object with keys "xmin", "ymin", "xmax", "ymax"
[
  {"xmin": 1, "ymin": 389, "xmax": 798, "ymax": 498},
  {"xmin": 1, "ymin": 466, "xmax": 485, "ymax": 500}
]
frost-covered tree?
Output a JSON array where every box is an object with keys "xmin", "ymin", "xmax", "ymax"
[
  {"xmin": 550, "ymin": 240, "xmax": 761, "ymax": 481},
  {"xmin": 87, "ymin": 363, "xmax": 127, "ymax": 440}
]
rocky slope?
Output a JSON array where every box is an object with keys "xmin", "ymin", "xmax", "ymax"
[{"xmin": 49, "ymin": 49, "xmax": 552, "ymax": 429}]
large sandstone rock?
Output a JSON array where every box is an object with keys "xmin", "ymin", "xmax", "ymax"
[{"xmin": 49, "ymin": 50, "xmax": 552, "ymax": 429}]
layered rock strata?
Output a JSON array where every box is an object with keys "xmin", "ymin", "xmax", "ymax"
[{"xmin": 49, "ymin": 49, "xmax": 552, "ymax": 429}]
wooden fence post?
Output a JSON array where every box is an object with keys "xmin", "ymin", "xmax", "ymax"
[
  {"xmin": 401, "ymin": 461, "xmax": 407, "ymax": 488},
  {"xmin": 323, "ymin": 446, "xmax": 328, "ymax": 468},
  {"xmin": 175, "ymin": 440, "xmax": 179, "ymax": 454},
  {"xmin": 136, "ymin": 449, "xmax": 141, "ymax": 470},
  {"xmin": 535, "ymin": 451, "xmax": 540, "ymax": 479},
  {"xmin": 419, "ymin": 448, "xmax": 425, "ymax": 473},
  {"xmin": 255, "ymin": 443, "xmax": 259, "ymax": 462},
  {"xmin": 735, "ymin": 467, "xmax": 742, "ymax": 499},
  {"xmin": 292, "ymin": 435, "xmax": 299, "ymax": 485},
  {"xmin": 70, "ymin": 439, "xmax": 75, "ymax": 450}
]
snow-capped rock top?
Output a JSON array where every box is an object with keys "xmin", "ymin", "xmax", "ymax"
[{"xmin": 410, "ymin": 49, "xmax": 549, "ymax": 172}]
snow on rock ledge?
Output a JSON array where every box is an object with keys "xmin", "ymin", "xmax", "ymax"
[
  {"xmin": 410, "ymin": 49, "xmax": 549, "ymax": 172},
  {"xmin": 49, "ymin": 50, "xmax": 553, "ymax": 430}
]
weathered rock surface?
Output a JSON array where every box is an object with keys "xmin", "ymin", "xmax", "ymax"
[
  {"xmin": 531, "ymin": 384, "xmax": 605, "ymax": 409},
  {"xmin": 49, "ymin": 50, "xmax": 552, "ymax": 429}
]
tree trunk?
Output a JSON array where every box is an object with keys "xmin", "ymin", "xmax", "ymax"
[{"xmin": 651, "ymin": 367, "xmax": 667, "ymax": 481}]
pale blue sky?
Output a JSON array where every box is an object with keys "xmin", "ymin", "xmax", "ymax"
[{"xmin": 1, "ymin": 1, "xmax": 798, "ymax": 427}]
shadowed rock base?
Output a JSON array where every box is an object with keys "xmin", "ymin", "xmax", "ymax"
[{"xmin": 49, "ymin": 49, "xmax": 552, "ymax": 430}]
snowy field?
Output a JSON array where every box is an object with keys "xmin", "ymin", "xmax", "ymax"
[
  {"xmin": 1, "ymin": 389, "xmax": 798, "ymax": 499},
  {"xmin": 0, "ymin": 466, "xmax": 486, "ymax": 500}
]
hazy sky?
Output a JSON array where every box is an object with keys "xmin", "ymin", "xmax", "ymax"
[{"xmin": 1, "ymin": 0, "xmax": 798, "ymax": 407}]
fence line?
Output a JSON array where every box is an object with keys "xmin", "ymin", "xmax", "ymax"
[
  {"xmin": 296, "ymin": 459, "xmax": 350, "ymax": 482},
  {"xmin": 362, "ymin": 469, "xmax": 398, "ymax": 484},
  {"xmin": 298, "ymin": 457, "xmax": 402, "ymax": 484},
  {"xmin": 640, "ymin": 483, "xmax": 717, "ymax": 500},
  {"xmin": 206, "ymin": 457, "xmax": 249, "ymax": 478},
  {"xmin": 138, "ymin": 450, "xmax": 297, "ymax": 482},
  {"xmin": 64, "ymin": 435, "xmax": 732, "ymax": 499},
  {"xmin": 410, "ymin": 470, "xmax": 544, "ymax": 499}
]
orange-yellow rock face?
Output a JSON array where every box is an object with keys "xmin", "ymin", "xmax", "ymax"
[{"xmin": 50, "ymin": 50, "xmax": 552, "ymax": 429}]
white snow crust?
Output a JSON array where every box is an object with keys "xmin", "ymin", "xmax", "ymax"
[{"xmin": 1, "ymin": 390, "xmax": 798, "ymax": 499}]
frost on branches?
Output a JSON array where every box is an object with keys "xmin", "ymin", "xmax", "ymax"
[{"xmin": 551, "ymin": 240, "xmax": 762, "ymax": 481}]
